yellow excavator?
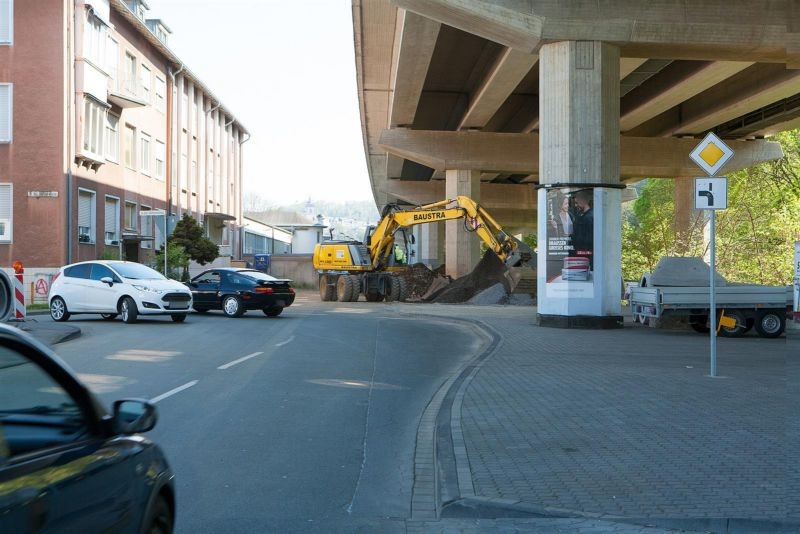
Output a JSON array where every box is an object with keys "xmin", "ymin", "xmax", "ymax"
[{"xmin": 312, "ymin": 196, "xmax": 533, "ymax": 302}]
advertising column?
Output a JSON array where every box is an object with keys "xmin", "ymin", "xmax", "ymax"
[
  {"xmin": 794, "ymin": 241, "xmax": 800, "ymax": 319},
  {"xmin": 544, "ymin": 187, "xmax": 595, "ymax": 299}
]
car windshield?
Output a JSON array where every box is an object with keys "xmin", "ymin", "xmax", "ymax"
[
  {"xmin": 238, "ymin": 270, "xmax": 278, "ymax": 282},
  {"xmin": 111, "ymin": 263, "xmax": 166, "ymax": 280}
]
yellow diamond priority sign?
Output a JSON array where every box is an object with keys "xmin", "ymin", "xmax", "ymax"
[{"xmin": 689, "ymin": 132, "xmax": 734, "ymax": 176}]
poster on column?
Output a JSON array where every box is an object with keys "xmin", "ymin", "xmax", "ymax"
[{"xmin": 545, "ymin": 187, "xmax": 595, "ymax": 298}]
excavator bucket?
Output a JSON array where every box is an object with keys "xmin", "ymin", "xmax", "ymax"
[{"xmin": 505, "ymin": 236, "xmax": 536, "ymax": 268}]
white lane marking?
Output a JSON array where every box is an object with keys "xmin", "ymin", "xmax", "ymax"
[
  {"xmin": 217, "ymin": 351, "xmax": 264, "ymax": 370},
  {"xmin": 150, "ymin": 380, "xmax": 198, "ymax": 404},
  {"xmin": 275, "ymin": 336, "xmax": 295, "ymax": 347}
]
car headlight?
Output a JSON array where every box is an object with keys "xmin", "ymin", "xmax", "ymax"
[{"xmin": 133, "ymin": 285, "xmax": 165, "ymax": 294}]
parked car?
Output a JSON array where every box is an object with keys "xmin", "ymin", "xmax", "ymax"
[
  {"xmin": 0, "ymin": 324, "xmax": 175, "ymax": 533},
  {"xmin": 49, "ymin": 261, "xmax": 193, "ymax": 324},
  {"xmin": 188, "ymin": 268, "xmax": 295, "ymax": 318}
]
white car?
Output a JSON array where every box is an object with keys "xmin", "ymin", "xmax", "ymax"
[{"xmin": 48, "ymin": 261, "xmax": 193, "ymax": 324}]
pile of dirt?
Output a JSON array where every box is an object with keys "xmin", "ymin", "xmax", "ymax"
[
  {"xmin": 427, "ymin": 251, "xmax": 511, "ymax": 303},
  {"xmin": 400, "ymin": 263, "xmax": 441, "ymax": 301}
]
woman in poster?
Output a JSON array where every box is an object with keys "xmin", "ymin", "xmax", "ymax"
[{"xmin": 549, "ymin": 194, "xmax": 574, "ymax": 237}]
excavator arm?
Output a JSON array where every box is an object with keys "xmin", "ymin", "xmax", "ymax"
[{"xmin": 368, "ymin": 196, "xmax": 532, "ymax": 269}]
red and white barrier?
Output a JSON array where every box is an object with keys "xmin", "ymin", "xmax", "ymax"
[{"xmin": 12, "ymin": 261, "xmax": 24, "ymax": 319}]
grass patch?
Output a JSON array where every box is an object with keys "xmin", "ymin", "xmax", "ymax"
[{"xmin": 26, "ymin": 303, "xmax": 49, "ymax": 311}]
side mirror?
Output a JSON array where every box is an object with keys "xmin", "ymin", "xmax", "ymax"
[
  {"xmin": 100, "ymin": 276, "xmax": 114, "ymax": 286},
  {"xmin": 112, "ymin": 399, "xmax": 157, "ymax": 434}
]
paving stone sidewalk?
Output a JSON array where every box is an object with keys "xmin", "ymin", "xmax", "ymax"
[{"xmin": 400, "ymin": 304, "xmax": 796, "ymax": 525}]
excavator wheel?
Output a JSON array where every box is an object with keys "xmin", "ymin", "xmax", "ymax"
[
  {"xmin": 396, "ymin": 276, "xmax": 408, "ymax": 302},
  {"xmin": 337, "ymin": 275, "xmax": 357, "ymax": 302},
  {"xmin": 385, "ymin": 276, "xmax": 402, "ymax": 302},
  {"xmin": 347, "ymin": 275, "xmax": 361, "ymax": 302},
  {"xmin": 319, "ymin": 275, "xmax": 336, "ymax": 302}
]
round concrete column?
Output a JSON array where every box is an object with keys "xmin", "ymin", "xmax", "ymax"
[
  {"xmin": 445, "ymin": 169, "xmax": 481, "ymax": 278},
  {"xmin": 537, "ymin": 41, "xmax": 623, "ymax": 328}
]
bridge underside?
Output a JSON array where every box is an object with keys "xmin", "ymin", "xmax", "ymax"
[{"xmin": 353, "ymin": 0, "xmax": 797, "ymax": 320}]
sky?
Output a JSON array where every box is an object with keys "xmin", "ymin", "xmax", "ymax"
[{"xmin": 150, "ymin": 0, "xmax": 373, "ymax": 204}]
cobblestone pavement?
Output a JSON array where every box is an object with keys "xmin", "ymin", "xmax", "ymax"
[
  {"xmin": 406, "ymin": 517, "xmax": 687, "ymax": 533},
  {"xmin": 397, "ymin": 304, "xmax": 795, "ymax": 523}
]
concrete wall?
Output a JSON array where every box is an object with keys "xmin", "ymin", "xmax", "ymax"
[{"xmin": 268, "ymin": 254, "xmax": 316, "ymax": 288}]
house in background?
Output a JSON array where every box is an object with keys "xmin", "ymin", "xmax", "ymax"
[{"xmin": 0, "ymin": 0, "xmax": 249, "ymax": 280}]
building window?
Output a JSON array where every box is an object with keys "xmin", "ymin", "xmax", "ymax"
[
  {"xmin": 155, "ymin": 76, "xmax": 166, "ymax": 112},
  {"xmin": 0, "ymin": 83, "xmax": 11, "ymax": 143},
  {"xmin": 140, "ymin": 64, "xmax": 151, "ymax": 103},
  {"xmin": 244, "ymin": 231, "xmax": 268, "ymax": 255},
  {"xmin": 140, "ymin": 205, "xmax": 153, "ymax": 249},
  {"xmin": 0, "ymin": 0, "xmax": 13, "ymax": 45},
  {"xmin": 181, "ymin": 90, "xmax": 188, "ymax": 130},
  {"xmin": 82, "ymin": 97, "xmax": 106, "ymax": 157},
  {"xmin": 124, "ymin": 52, "xmax": 136, "ymax": 95},
  {"xmin": 105, "ymin": 113, "xmax": 119, "ymax": 163},
  {"xmin": 140, "ymin": 132, "xmax": 151, "ymax": 175},
  {"xmin": 83, "ymin": 12, "xmax": 107, "ymax": 67},
  {"xmin": 124, "ymin": 201, "xmax": 137, "ymax": 231},
  {"xmin": 0, "ymin": 183, "xmax": 12, "ymax": 242},
  {"xmin": 106, "ymin": 36, "xmax": 118, "ymax": 83},
  {"xmin": 104, "ymin": 196, "xmax": 120, "ymax": 244},
  {"xmin": 155, "ymin": 140, "xmax": 165, "ymax": 180},
  {"xmin": 78, "ymin": 189, "xmax": 95, "ymax": 244},
  {"xmin": 191, "ymin": 160, "xmax": 197, "ymax": 193},
  {"xmin": 124, "ymin": 124, "xmax": 136, "ymax": 169}
]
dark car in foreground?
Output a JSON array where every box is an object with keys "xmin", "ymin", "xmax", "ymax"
[
  {"xmin": 188, "ymin": 268, "xmax": 295, "ymax": 318},
  {"xmin": 0, "ymin": 325, "xmax": 174, "ymax": 533}
]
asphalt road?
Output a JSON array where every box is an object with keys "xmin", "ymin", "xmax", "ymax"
[{"xmin": 44, "ymin": 296, "xmax": 483, "ymax": 532}]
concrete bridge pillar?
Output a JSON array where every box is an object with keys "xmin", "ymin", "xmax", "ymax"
[
  {"xmin": 419, "ymin": 221, "xmax": 444, "ymax": 269},
  {"xmin": 537, "ymin": 41, "xmax": 623, "ymax": 328},
  {"xmin": 445, "ymin": 168, "xmax": 481, "ymax": 278}
]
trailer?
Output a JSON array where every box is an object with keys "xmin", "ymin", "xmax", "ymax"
[{"xmin": 630, "ymin": 284, "xmax": 793, "ymax": 338}]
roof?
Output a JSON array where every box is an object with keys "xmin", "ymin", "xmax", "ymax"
[{"xmin": 110, "ymin": 0, "xmax": 249, "ymax": 135}]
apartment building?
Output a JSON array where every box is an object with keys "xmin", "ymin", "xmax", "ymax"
[{"xmin": 0, "ymin": 0, "xmax": 248, "ymax": 276}]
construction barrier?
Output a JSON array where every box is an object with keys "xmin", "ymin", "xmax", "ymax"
[{"xmin": 12, "ymin": 261, "xmax": 24, "ymax": 319}]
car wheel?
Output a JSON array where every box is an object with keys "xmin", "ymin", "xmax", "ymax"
[
  {"xmin": 50, "ymin": 297, "xmax": 70, "ymax": 322},
  {"xmin": 145, "ymin": 495, "xmax": 173, "ymax": 534},
  {"xmin": 120, "ymin": 297, "xmax": 139, "ymax": 324},
  {"xmin": 101, "ymin": 313, "xmax": 118, "ymax": 321},
  {"xmin": 193, "ymin": 307, "xmax": 209, "ymax": 313},
  {"xmin": 171, "ymin": 314, "xmax": 187, "ymax": 323},
  {"xmin": 222, "ymin": 296, "xmax": 245, "ymax": 318},
  {"xmin": 263, "ymin": 307, "xmax": 283, "ymax": 317},
  {"xmin": 754, "ymin": 309, "xmax": 785, "ymax": 338}
]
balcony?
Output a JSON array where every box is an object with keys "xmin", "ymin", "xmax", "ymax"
[{"xmin": 108, "ymin": 77, "xmax": 148, "ymax": 108}]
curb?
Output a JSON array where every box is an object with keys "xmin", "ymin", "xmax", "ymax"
[{"xmin": 7, "ymin": 318, "xmax": 82, "ymax": 345}]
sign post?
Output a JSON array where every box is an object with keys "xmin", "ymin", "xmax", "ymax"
[{"xmin": 690, "ymin": 132, "xmax": 733, "ymax": 378}]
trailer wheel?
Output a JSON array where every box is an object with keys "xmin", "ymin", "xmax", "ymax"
[
  {"xmin": 719, "ymin": 309, "xmax": 748, "ymax": 338},
  {"xmin": 319, "ymin": 275, "xmax": 336, "ymax": 302},
  {"xmin": 754, "ymin": 309, "xmax": 785, "ymax": 338},
  {"xmin": 689, "ymin": 315, "xmax": 709, "ymax": 334}
]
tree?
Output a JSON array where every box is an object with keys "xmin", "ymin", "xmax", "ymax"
[
  {"xmin": 155, "ymin": 242, "xmax": 189, "ymax": 281},
  {"xmin": 169, "ymin": 214, "xmax": 219, "ymax": 280},
  {"xmin": 621, "ymin": 129, "xmax": 800, "ymax": 285}
]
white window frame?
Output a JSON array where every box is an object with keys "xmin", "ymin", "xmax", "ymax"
[
  {"xmin": 140, "ymin": 64, "xmax": 151, "ymax": 103},
  {"xmin": 124, "ymin": 124, "xmax": 136, "ymax": 169},
  {"xmin": 82, "ymin": 11, "xmax": 107, "ymax": 69},
  {"xmin": 105, "ymin": 112, "xmax": 119, "ymax": 163},
  {"xmin": 0, "ymin": 183, "xmax": 12, "ymax": 242},
  {"xmin": 0, "ymin": 0, "xmax": 13, "ymax": 46},
  {"xmin": 106, "ymin": 35, "xmax": 118, "ymax": 86},
  {"xmin": 155, "ymin": 139, "xmax": 166, "ymax": 181},
  {"xmin": 140, "ymin": 204, "xmax": 153, "ymax": 249},
  {"xmin": 124, "ymin": 52, "xmax": 136, "ymax": 96},
  {"xmin": 155, "ymin": 76, "xmax": 166, "ymax": 113},
  {"xmin": 140, "ymin": 131, "xmax": 151, "ymax": 175},
  {"xmin": 124, "ymin": 201, "xmax": 137, "ymax": 231},
  {"xmin": 78, "ymin": 188, "xmax": 96, "ymax": 244},
  {"xmin": 104, "ymin": 195, "xmax": 120, "ymax": 245},
  {"xmin": 0, "ymin": 83, "xmax": 11, "ymax": 143},
  {"xmin": 82, "ymin": 96, "xmax": 106, "ymax": 159}
]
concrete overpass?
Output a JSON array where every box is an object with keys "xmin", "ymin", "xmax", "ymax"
[{"xmin": 352, "ymin": 0, "xmax": 798, "ymax": 325}]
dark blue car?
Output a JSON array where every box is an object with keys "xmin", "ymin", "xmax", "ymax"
[{"xmin": 0, "ymin": 325, "xmax": 174, "ymax": 533}]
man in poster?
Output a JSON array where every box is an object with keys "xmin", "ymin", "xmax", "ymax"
[{"xmin": 571, "ymin": 189, "xmax": 594, "ymax": 269}]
